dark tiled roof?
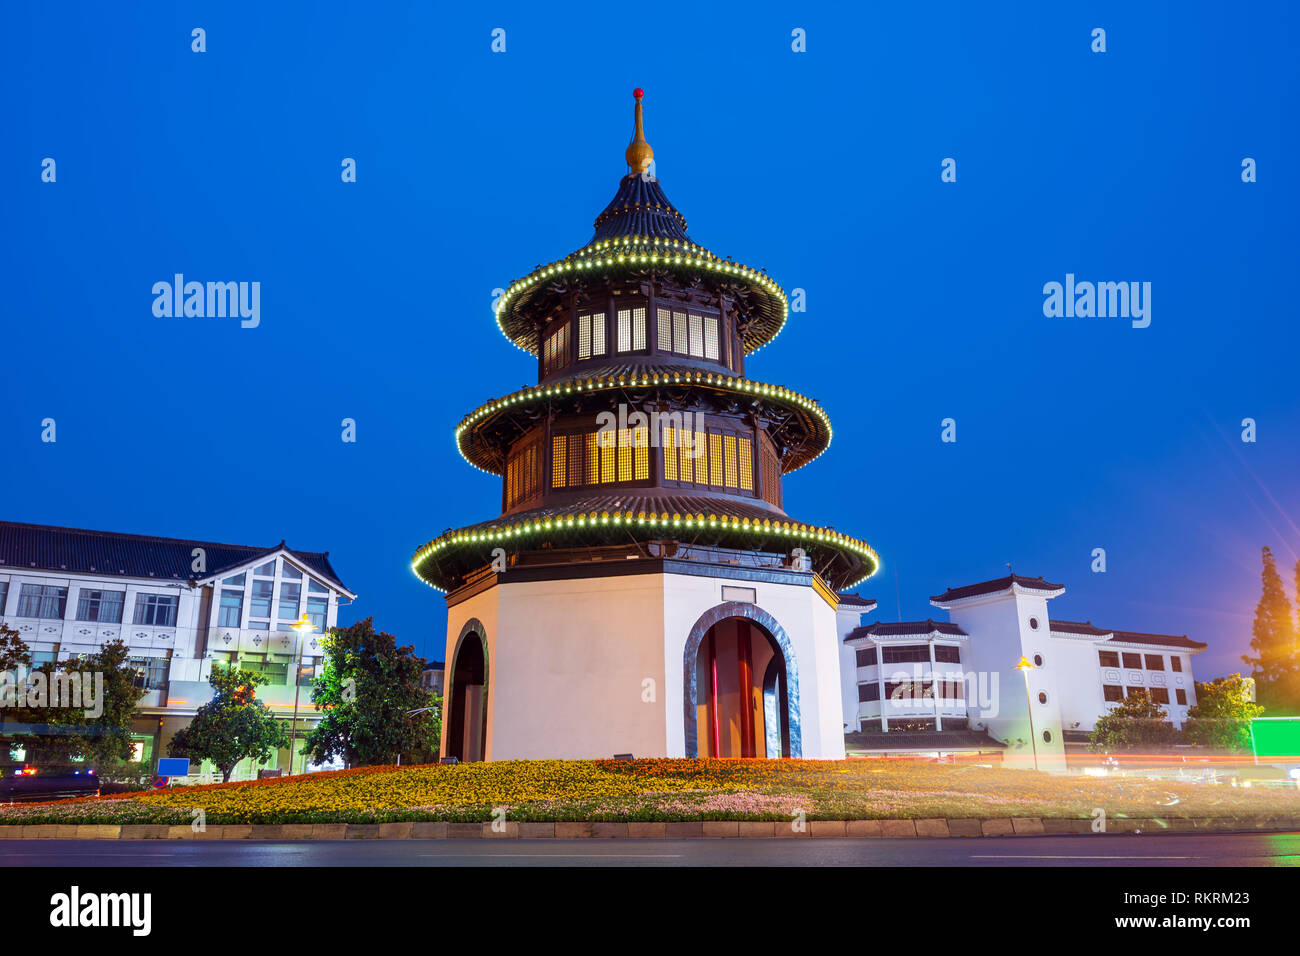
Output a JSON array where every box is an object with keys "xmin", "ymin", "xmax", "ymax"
[
  {"xmin": 0, "ymin": 521, "xmax": 349, "ymax": 593},
  {"xmin": 844, "ymin": 729, "xmax": 1006, "ymax": 752},
  {"xmin": 930, "ymin": 574, "xmax": 1064, "ymax": 604},
  {"xmin": 836, "ymin": 592, "xmax": 877, "ymax": 609},
  {"xmin": 591, "ymin": 174, "xmax": 690, "ymax": 242},
  {"xmin": 1107, "ymin": 629, "xmax": 1207, "ymax": 651},
  {"xmin": 1050, "ymin": 619, "xmax": 1112, "ymax": 636},
  {"xmin": 845, "ymin": 620, "xmax": 967, "ymax": 642},
  {"xmin": 413, "ymin": 492, "xmax": 874, "ymax": 593}
]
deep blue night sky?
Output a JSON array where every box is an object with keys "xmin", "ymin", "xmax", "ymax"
[{"xmin": 3, "ymin": 2, "xmax": 1297, "ymax": 679}]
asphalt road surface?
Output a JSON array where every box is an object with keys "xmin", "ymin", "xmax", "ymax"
[{"xmin": 2, "ymin": 833, "xmax": 1298, "ymax": 866}]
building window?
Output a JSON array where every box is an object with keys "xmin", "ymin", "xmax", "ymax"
[
  {"xmin": 935, "ymin": 680, "xmax": 965, "ymax": 701},
  {"xmin": 255, "ymin": 561, "xmax": 276, "ymax": 576},
  {"xmin": 857, "ymin": 683, "xmax": 880, "ymax": 702},
  {"xmin": 127, "ymin": 656, "xmax": 168, "ymax": 691},
  {"xmin": 1102, "ymin": 684, "xmax": 1123, "ymax": 702},
  {"xmin": 249, "ymin": 579, "xmax": 273, "ymax": 626},
  {"xmin": 17, "ymin": 584, "xmax": 68, "ymax": 619},
  {"xmin": 855, "ymin": 647, "xmax": 877, "ymax": 668},
  {"xmin": 759, "ymin": 431, "xmax": 781, "ymax": 508},
  {"xmin": 1122, "ymin": 652, "xmax": 1141, "ymax": 669},
  {"xmin": 133, "ymin": 593, "xmax": 178, "ymax": 627},
  {"xmin": 934, "ymin": 645, "xmax": 961, "ymax": 664},
  {"xmin": 1042, "ymin": 730, "xmax": 1052, "ymax": 744},
  {"xmin": 1037, "ymin": 691, "xmax": 1048, "ymax": 705},
  {"xmin": 548, "ymin": 427, "xmax": 649, "ymax": 491},
  {"xmin": 576, "ymin": 312, "xmax": 607, "ymax": 360},
  {"xmin": 881, "ymin": 645, "xmax": 929, "ymax": 665},
  {"xmin": 661, "ymin": 425, "xmax": 756, "ymax": 496},
  {"xmin": 1150, "ymin": 687, "xmax": 1170, "ymax": 705},
  {"xmin": 1171, "ymin": 656, "xmax": 1182, "ymax": 673},
  {"xmin": 506, "ymin": 438, "xmax": 543, "ymax": 508},
  {"xmin": 76, "ymin": 589, "xmax": 124, "ymax": 623},
  {"xmin": 222, "ymin": 573, "xmax": 246, "ymax": 586},
  {"xmin": 656, "ymin": 307, "xmax": 719, "ymax": 360},
  {"xmin": 1176, "ymin": 688, "xmax": 1187, "ymax": 705},
  {"xmin": 1145, "ymin": 654, "xmax": 1164, "ymax": 671},
  {"xmin": 617, "ymin": 307, "xmax": 646, "ymax": 353},
  {"xmin": 306, "ymin": 595, "xmax": 328, "ymax": 631},
  {"xmin": 1033, "ymin": 654, "xmax": 1043, "ymax": 667},
  {"xmin": 0, "ymin": 581, "xmax": 7, "ymax": 614},
  {"xmin": 281, "ymin": 563, "xmax": 302, "ymax": 580},
  {"xmin": 278, "ymin": 582, "xmax": 301, "ymax": 622},
  {"xmin": 218, "ymin": 589, "xmax": 243, "ymax": 627},
  {"xmin": 543, "ymin": 322, "xmax": 570, "ymax": 375},
  {"xmin": 1098, "ymin": 650, "xmax": 1120, "ymax": 668},
  {"xmin": 1029, "ymin": 617, "xmax": 1039, "ymax": 630}
]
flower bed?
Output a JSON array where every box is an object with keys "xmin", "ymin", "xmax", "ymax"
[{"xmin": 3, "ymin": 759, "xmax": 1299, "ymax": 826}]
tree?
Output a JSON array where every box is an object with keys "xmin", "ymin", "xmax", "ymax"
[
  {"xmin": 302, "ymin": 618, "xmax": 439, "ymax": 768},
  {"xmin": 1242, "ymin": 547, "xmax": 1300, "ymax": 713},
  {"xmin": 168, "ymin": 667, "xmax": 287, "ymax": 782},
  {"xmin": 1184, "ymin": 674, "xmax": 1264, "ymax": 752},
  {"xmin": 1089, "ymin": 688, "xmax": 1180, "ymax": 751},
  {"xmin": 0, "ymin": 630, "xmax": 143, "ymax": 768}
]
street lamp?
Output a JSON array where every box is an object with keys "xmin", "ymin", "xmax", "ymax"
[
  {"xmin": 287, "ymin": 613, "xmax": 316, "ymax": 777},
  {"xmin": 1014, "ymin": 656, "xmax": 1040, "ymax": 771}
]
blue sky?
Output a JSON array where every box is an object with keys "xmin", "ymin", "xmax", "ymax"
[{"xmin": 2, "ymin": 2, "xmax": 1297, "ymax": 678}]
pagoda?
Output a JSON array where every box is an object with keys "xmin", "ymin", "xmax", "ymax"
[{"xmin": 413, "ymin": 90, "xmax": 877, "ymax": 762}]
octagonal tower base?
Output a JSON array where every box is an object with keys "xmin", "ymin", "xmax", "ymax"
[{"xmin": 440, "ymin": 557, "xmax": 848, "ymax": 762}]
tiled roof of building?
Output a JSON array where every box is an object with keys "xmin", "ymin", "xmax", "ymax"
[
  {"xmin": 591, "ymin": 174, "xmax": 690, "ymax": 242},
  {"xmin": 0, "ymin": 521, "xmax": 349, "ymax": 593},
  {"xmin": 930, "ymin": 573, "xmax": 1065, "ymax": 605},
  {"xmin": 845, "ymin": 619, "xmax": 968, "ymax": 642},
  {"xmin": 1050, "ymin": 619, "xmax": 1112, "ymax": 636},
  {"xmin": 1107, "ymin": 629, "xmax": 1207, "ymax": 651},
  {"xmin": 836, "ymin": 592, "xmax": 877, "ymax": 609}
]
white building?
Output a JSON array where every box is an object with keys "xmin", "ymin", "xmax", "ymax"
[
  {"xmin": 838, "ymin": 574, "xmax": 1206, "ymax": 769},
  {"xmin": 0, "ymin": 520, "xmax": 355, "ymax": 779}
]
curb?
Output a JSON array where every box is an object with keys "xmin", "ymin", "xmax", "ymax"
[{"xmin": 1, "ymin": 816, "xmax": 1296, "ymax": 840}]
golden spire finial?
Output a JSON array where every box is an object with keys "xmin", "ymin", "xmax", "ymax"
[{"xmin": 625, "ymin": 88, "xmax": 654, "ymax": 175}]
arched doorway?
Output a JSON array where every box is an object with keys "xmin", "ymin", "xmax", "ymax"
[
  {"xmin": 683, "ymin": 602, "xmax": 801, "ymax": 758},
  {"xmin": 446, "ymin": 621, "xmax": 488, "ymax": 762}
]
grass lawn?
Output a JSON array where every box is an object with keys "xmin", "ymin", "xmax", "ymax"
[{"xmin": 4, "ymin": 759, "xmax": 1300, "ymax": 826}]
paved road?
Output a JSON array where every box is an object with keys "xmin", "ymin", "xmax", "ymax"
[{"xmin": 2, "ymin": 832, "xmax": 1298, "ymax": 866}]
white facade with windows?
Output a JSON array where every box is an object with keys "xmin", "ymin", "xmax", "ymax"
[
  {"xmin": 837, "ymin": 574, "xmax": 1206, "ymax": 770},
  {"xmin": 0, "ymin": 521, "xmax": 355, "ymax": 779}
]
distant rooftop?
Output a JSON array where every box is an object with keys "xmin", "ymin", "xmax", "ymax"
[
  {"xmin": 845, "ymin": 620, "xmax": 968, "ymax": 642},
  {"xmin": 930, "ymin": 573, "xmax": 1065, "ymax": 605}
]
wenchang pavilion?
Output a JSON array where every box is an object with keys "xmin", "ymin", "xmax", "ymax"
[{"xmin": 412, "ymin": 90, "xmax": 876, "ymax": 761}]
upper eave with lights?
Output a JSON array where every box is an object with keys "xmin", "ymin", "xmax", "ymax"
[{"xmin": 454, "ymin": 365, "xmax": 833, "ymax": 477}]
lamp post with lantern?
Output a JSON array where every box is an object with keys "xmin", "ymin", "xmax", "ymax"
[
  {"xmin": 287, "ymin": 613, "xmax": 316, "ymax": 777},
  {"xmin": 1014, "ymin": 655, "xmax": 1040, "ymax": 771}
]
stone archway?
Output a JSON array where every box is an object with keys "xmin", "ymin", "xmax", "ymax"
[
  {"xmin": 682, "ymin": 602, "xmax": 801, "ymax": 758},
  {"xmin": 445, "ymin": 618, "xmax": 489, "ymax": 762}
]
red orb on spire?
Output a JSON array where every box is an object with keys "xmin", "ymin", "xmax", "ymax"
[{"xmin": 633, "ymin": 87, "xmax": 644, "ymax": 100}]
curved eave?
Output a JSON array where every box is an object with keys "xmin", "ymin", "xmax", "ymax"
[
  {"xmin": 454, "ymin": 368, "xmax": 832, "ymax": 476},
  {"xmin": 411, "ymin": 507, "xmax": 879, "ymax": 594},
  {"xmin": 494, "ymin": 235, "xmax": 788, "ymax": 358}
]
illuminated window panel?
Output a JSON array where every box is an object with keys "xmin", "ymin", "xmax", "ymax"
[
  {"xmin": 678, "ymin": 428, "xmax": 694, "ymax": 483},
  {"xmin": 617, "ymin": 310, "xmax": 631, "ymax": 352},
  {"xmin": 633, "ymin": 426, "xmax": 649, "ymax": 480},
  {"xmin": 723, "ymin": 434, "xmax": 738, "ymax": 487},
  {"xmin": 600, "ymin": 434, "xmax": 616, "ymax": 483},
  {"xmin": 688, "ymin": 313, "xmax": 704, "ymax": 357},
  {"xmin": 739, "ymin": 436, "xmax": 753, "ymax": 490},
  {"xmin": 577, "ymin": 315, "xmax": 592, "ymax": 360},
  {"xmin": 551, "ymin": 435, "xmax": 566, "ymax": 488},
  {"xmin": 591, "ymin": 312, "xmax": 606, "ymax": 356},
  {"xmin": 673, "ymin": 311, "xmax": 688, "ymax": 354},
  {"xmin": 709, "ymin": 433, "xmax": 723, "ymax": 487},
  {"xmin": 631, "ymin": 307, "xmax": 646, "ymax": 350},
  {"xmin": 704, "ymin": 316, "xmax": 719, "ymax": 360},
  {"xmin": 663, "ymin": 426, "xmax": 678, "ymax": 480},
  {"xmin": 586, "ymin": 434, "xmax": 600, "ymax": 484},
  {"xmin": 657, "ymin": 308, "xmax": 672, "ymax": 351},
  {"xmin": 568, "ymin": 436, "xmax": 583, "ymax": 487},
  {"xmin": 617, "ymin": 429, "xmax": 634, "ymax": 482}
]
